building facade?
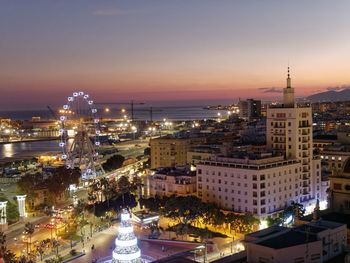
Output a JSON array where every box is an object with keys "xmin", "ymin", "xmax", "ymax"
[
  {"xmin": 147, "ymin": 165, "xmax": 196, "ymax": 197},
  {"xmin": 197, "ymin": 154, "xmax": 302, "ymax": 218},
  {"xmin": 150, "ymin": 137, "xmax": 191, "ymax": 168},
  {"xmin": 266, "ymin": 68, "xmax": 323, "ymax": 207},
  {"xmin": 238, "ymin": 99, "xmax": 262, "ymax": 120},
  {"xmin": 245, "ymin": 220, "xmax": 346, "ymax": 263},
  {"xmin": 328, "ymin": 157, "xmax": 350, "ymax": 214}
]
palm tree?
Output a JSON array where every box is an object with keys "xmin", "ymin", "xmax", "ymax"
[
  {"xmin": 117, "ymin": 176, "xmax": 132, "ymax": 205},
  {"xmin": 0, "ymin": 231, "xmax": 6, "ymax": 259},
  {"xmin": 24, "ymin": 222, "xmax": 35, "ymax": 255}
]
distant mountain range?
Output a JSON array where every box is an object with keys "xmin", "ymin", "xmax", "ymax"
[{"xmin": 306, "ymin": 89, "xmax": 350, "ymax": 102}]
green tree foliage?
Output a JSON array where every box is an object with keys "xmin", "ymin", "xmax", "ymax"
[
  {"xmin": 17, "ymin": 167, "xmax": 80, "ymax": 206},
  {"xmin": 162, "ymin": 196, "xmax": 203, "ymax": 228},
  {"xmin": 103, "ymin": 154, "xmax": 125, "ymax": 172},
  {"xmin": 140, "ymin": 196, "xmax": 261, "ymax": 235},
  {"xmin": 144, "ymin": 147, "xmax": 151, "ymax": 156},
  {"xmin": 16, "ymin": 172, "xmax": 42, "ymax": 200},
  {"xmin": 47, "ymin": 167, "xmax": 80, "ymax": 199},
  {"xmin": 0, "ymin": 231, "xmax": 18, "ymax": 263}
]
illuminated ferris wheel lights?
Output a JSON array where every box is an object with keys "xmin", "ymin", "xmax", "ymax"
[{"xmin": 60, "ymin": 91, "xmax": 103, "ymax": 180}]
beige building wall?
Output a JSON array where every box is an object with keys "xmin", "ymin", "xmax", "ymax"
[
  {"xmin": 187, "ymin": 151, "xmax": 214, "ymax": 165},
  {"xmin": 150, "ymin": 138, "xmax": 191, "ymax": 169},
  {"xmin": 266, "ymin": 106, "xmax": 322, "ymax": 205}
]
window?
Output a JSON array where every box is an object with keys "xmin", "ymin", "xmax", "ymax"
[
  {"xmin": 311, "ymin": 254, "xmax": 320, "ymax": 261},
  {"xmin": 334, "ymin": 183, "xmax": 342, "ymax": 190},
  {"xmin": 198, "ymin": 169, "xmax": 202, "ymax": 174},
  {"xmin": 294, "ymin": 257, "xmax": 305, "ymax": 263}
]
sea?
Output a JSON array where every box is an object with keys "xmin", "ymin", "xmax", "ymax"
[
  {"xmin": 0, "ymin": 106, "xmax": 227, "ymax": 122},
  {"xmin": 0, "ymin": 106, "xmax": 228, "ymax": 160}
]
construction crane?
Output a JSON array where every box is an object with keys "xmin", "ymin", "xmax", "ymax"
[
  {"xmin": 47, "ymin": 106, "xmax": 57, "ymax": 120},
  {"xmin": 95, "ymin": 101, "xmax": 144, "ymax": 121},
  {"xmin": 95, "ymin": 101, "xmax": 161, "ymax": 122}
]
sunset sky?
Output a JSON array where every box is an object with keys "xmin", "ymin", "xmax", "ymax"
[{"xmin": 1, "ymin": 0, "xmax": 350, "ymax": 109}]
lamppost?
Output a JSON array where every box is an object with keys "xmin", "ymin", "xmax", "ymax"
[
  {"xmin": 230, "ymin": 236, "xmax": 235, "ymax": 254},
  {"xmin": 55, "ymin": 224, "xmax": 59, "ymax": 257},
  {"xmin": 66, "ymin": 223, "xmax": 73, "ymax": 249}
]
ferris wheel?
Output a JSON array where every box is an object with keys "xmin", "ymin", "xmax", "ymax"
[{"xmin": 59, "ymin": 91, "xmax": 103, "ymax": 180}]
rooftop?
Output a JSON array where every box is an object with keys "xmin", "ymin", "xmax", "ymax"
[
  {"xmin": 257, "ymin": 230, "xmax": 318, "ymax": 249},
  {"xmin": 152, "ymin": 165, "xmax": 196, "ymax": 177},
  {"xmin": 245, "ymin": 226, "xmax": 287, "ymax": 239},
  {"xmin": 200, "ymin": 154, "xmax": 298, "ymax": 170}
]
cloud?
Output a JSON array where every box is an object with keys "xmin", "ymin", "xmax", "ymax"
[
  {"xmin": 326, "ymin": 85, "xmax": 350, "ymax": 91},
  {"xmin": 259, "ymin": 87, "xmax": 283, "ymax": 93},
  {"xmin": 92, "ymin": 9, "xmax": 139, "ymax": 16}
]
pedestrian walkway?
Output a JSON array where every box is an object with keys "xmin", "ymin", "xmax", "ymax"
[{"xmin": 38, "ymin": 225, "xmax": 118, "ymax": 263}]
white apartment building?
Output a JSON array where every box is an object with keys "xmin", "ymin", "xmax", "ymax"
[
  {"xmin": 196, "ymin": 69, "xmax": 325, "ymax": 218},
  {"xmin": 266, "ymin": 68, "xmax": 324, "ymax": 208},
  {"xmin": 147, "ymin": 165, "xmax": 197, "ymax": 197},
  {"xmin": 197, "ymin": 154, "xmax": 302, "ymax": 218}
]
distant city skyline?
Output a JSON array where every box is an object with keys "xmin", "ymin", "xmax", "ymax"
[{"xmin": 1, "ymin": 0, "xmax": 350, "ymax": 109}]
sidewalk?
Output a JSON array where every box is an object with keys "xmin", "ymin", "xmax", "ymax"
[{"xmin": 38, "ymin": 224, "xmax": 118, "ymax": 263}]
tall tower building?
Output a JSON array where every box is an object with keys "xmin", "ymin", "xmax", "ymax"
[
  {"xmin": 283, "ymin": 67, "xmax": 295, "ymax": 108},
  {"xmin": 267, "ymin": 68, "xmax": 322, "ymax": 206}
]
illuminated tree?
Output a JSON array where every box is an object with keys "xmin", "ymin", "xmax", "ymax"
[{"xmin": 112, "ymin": 209, "xmax": 142, "ymax": 263}]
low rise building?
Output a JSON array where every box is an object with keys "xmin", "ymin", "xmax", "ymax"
[
  {"xmin": 328, "ymin": 157, "xmax": 350, "ymax": 214},
  {"xmin": 150, "ymin": 136, "xmax": 192, "ymax": 168},
  {"xmin": 187, "ymin": 145, "xmax": 220, "ymax": 165},
  {"xmin": 245, "ymin": 220, "xmax": 347, "ymax": 263},
  {"xmin": 147, "ymin": 165, "xmax": 196, "ymax": 197},
  {"xmin": 196, "ymin": 153, "xmax": 316, "ymax": 218}
]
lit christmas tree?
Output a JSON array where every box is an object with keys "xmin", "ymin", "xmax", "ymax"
[{"xmin": 112, "ymin": 209, "xmax": 143, "ymax": 263}]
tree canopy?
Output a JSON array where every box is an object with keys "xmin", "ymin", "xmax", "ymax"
[{"xmin": 103, "ymin": 154, "xmax": 125, "ymax": 171}]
